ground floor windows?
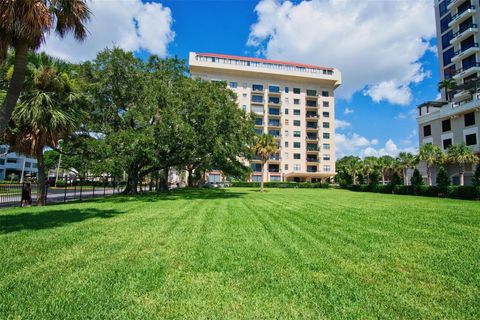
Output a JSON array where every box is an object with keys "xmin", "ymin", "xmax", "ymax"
[
  {"xmin": 208, "ymin": 174, "xmax": 221, "ymax": 183},
  {"xmin": 252, "ymin": 175, "xmax": 262, "ymax": 182},
  {"xmin": 465, "ymin": 133, "xmax": 477, "ymax": 146},
  {"xmin": 270, "ymin": 176, "xmax": 281, "ymax": 182},
  {"xmin": 443, "ymin": 138, "xmax": 453, "ymax": 150}
]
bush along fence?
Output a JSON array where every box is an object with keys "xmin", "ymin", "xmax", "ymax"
[
  {"xmin": 344, "ymin": 184, "xmax": 480, "ymax": 200},
  {"xmin": 231, "ymin": 181, "xmax": 330, "ymax": 189},
  {"xmin": 0, "ymin": 176, "xmax": 126, "ymax": 209}
]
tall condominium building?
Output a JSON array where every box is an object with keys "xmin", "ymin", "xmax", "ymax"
[
  {"xmin": 417, "ymin": 0, "xmax": 480, "ymax": 184},
  {"xmin": 189, "ymin": 52, "xmax": 341, "ymax": 183},
  {"xmin": 0, "ymin": 145, "xmax": 38, "ymax": 181}
]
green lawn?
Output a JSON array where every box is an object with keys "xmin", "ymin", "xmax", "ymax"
[{"xmin": 0, "ymin": 188, "xmax": 479, "ymax": 319}]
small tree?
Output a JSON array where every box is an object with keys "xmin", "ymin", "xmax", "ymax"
[
  {"xmin": 418, "ymin": 143, "xmax": 443, "ymax": 186},
  {"xmin": 473, "ymin": 165, "xmax": 480, "ymax": 187},
  {"xmin": 436, "ymin": 166, "xmax": 450, "ymax": 191},
  {"xmin": 390, "ymin": 171, "xmax": 402, "ymax": 186},
  {"xmin": 411, "ymin": 169, "xmax": 424, "ymax": 187},
  {"xmin": 447, "ymin": 144, "xmax": 478, "ymax": 186},
  {"xmin": 252, "ymin": 134, "xmax": 278, "ymax": 192}
]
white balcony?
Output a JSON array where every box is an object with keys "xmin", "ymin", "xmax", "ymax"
[
  {"xmin": 453, "ymin": 63, "xmax": 480, "ymax": 80},
  {"xmin": 450, "ymin": 25, "xmax": 478, "ymax": 45},
  {"xmin": 452, "ymin": 44, "xmax": 480, "ymax": 63},
  {"xmin": 448, "ymin": 6, "xmax": 476, "ymax": 28},
  {"xmin": 418, "ymin": 93, "xmax": 480, "ymax": 124},
  {"xmin": 447, "ymin": 0, "xmax": 464, "ymax": 10}
]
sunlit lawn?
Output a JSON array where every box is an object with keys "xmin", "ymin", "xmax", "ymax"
[{"xmin": 0, "ymin": 188, "xmax": 479, "ymax": 319}]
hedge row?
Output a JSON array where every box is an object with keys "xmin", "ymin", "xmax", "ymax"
[
  {"xmin": 231, "ymin": 181, "xmax": 330, "ymax": 189},
  {"xmin": 345, "ymin": 184, "xmax": 480, "ymax": 200}
]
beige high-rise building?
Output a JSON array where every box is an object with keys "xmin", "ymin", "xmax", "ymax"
[
  {"xmin": 189, "ymin": 52, "xmax": 341, "ymax": 183},
  {"xmin": 417, "ymin": 0, "xmax": 480, "ymax": 185}
]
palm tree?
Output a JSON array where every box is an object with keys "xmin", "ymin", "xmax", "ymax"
[
  {"xmin": 397, "ymin": 152, "xmax": 418, "ymax": 185},
  {"xmin": 447, "ymin": 144, "xmax": 479, "ymax": 186},
  {"xmin": 378, "ymin": 155, "xmax": 395, "ymax": 185},
  {"xmin": 418, "ymin": 143, "xmax": 443, "ymax": 186},
  {"xmin": 3, "ymin": 54, "xmax": 83, "ymax": 205},
  {"xmin": 0, "ymin": 0, "xmax": 90, "ymax": 135},
  {"xmin": 252, "ymin": 134, "xmax": 278, "ymax": 192},
  {"xmin": 345, "ymin": 157, "xmax": 362, "ymax": 185},
  {"xmin": 362, "ymin": 156, "xmax": 378, "ymax": 184},
  {"xmin": 438, "ymin": 79, "xmax": 457, "ymax": 102}
]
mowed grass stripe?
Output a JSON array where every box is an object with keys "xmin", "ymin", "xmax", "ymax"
[{"xmin": 0, "ymin": 188, "xmax": 479, "ymax": 319}]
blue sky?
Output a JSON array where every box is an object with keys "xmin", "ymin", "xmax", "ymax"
[{"xmin": 42, "ymin": 0, "xmax": 440, "ymax": 158}]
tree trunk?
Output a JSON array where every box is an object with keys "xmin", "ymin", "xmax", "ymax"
[
  {"xmin": 382, "ymin": 171, "xmax": 386, "ymax": 185},
  {"xmin": 36, "ymin": 149, "xmax": 47, "ymax": 206},
  {"xmin": 427, "ymin": 167, "xmax": 432, "ymax": 186},
  {"xmin": 460, "ymin": 165, "xmax": 465, "ymax": 186},
  {"xmin": 159, "ymin": 167, "xmax": 169, "ymax": 192},
  {"xmin": 260, "ymin": 162, "xmax": 265, "ymax": 192},
  {"xmin": 188, "ymin": 168, "xmax": 193, "ymax": 187},
  {"xmin": 124, "ymin": 170, "xmax": 139, "ymax": 195},
  {"xmin": 404, "ymin": 168, "xmax": 408, "ymax": 185},
  {"xmin": 0, "ymin": 41, "xmax": 29, "ymax": 136}
]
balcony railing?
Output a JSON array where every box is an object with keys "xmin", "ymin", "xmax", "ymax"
[
  {"xmin": 269, "ymin": 155, "xmax": 280, "ymax": 161},
  {"xmin": 455, "ymin": 62, "xmax": 480, "ymax": 75},
  {"xmin": 306, "ymin": 101, "xmax": 318, "ymax": 107},
  {"xmin": 268, "ymin": 111, "xmax": 281, "ymax": 116},
  {"xmin": 307, "ymin": 146, "xmax": 320, "ymax": 151},
  {"xmin": 306, "ymin": 136, "xmax": 319, "ymax": 141},
  {"xmin": 452, "ymin": 24, "xmax": 478, "ymax": 38},
  {"xmin": 450, "ymin": 6, "xmax": 475, "ymax": 23},
  {"xmin": 306, "ymin": 124, "xmax": 318, "ymax": 129},
  {"xmin": 306, "ymin": 158, "xmax": 319, "ymax": 163},
  {"xmin": 306, "ymin": 113, "xmax": 319, "ymax": 118},
  {"xmin": 306, "ymin": 168, "xmax": 318, "ymax": 173},
  {"xmin": 454, "ymin": 43, "xmax": 479, "ymax": 56},
  {"xmin": 268, "ymin": 122, "xmax": 281, "ymax": 127}
]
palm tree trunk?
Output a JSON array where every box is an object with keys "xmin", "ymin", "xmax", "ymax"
[
  {"xmin": 460, "ymin": 165, "xmax": 465, "ymax": 186},
  {"xmin": 36, "ymin": 149, "xmax": 47, "ymax": 206},
  {"xmin": 382, "ymin": 171, "xmax": 386, "ymax": 185},
  {"xmin": 427, "ymin": 167, "xmax": 432, "ymax": 186},
  {"xmin": 0, "ymin": 41, "xmax": 29, "ymax": 135},
  {"xmin": 260, "ymin": 162, "xmax": 265, "ymax": 192},
  {"xmin": 403, "ymin": 168, "xmax": 407, "ymax": 185}
]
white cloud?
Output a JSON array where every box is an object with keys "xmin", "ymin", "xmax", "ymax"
[
  {"xmin": 344, "ymin": 108, "xmax": 354, "ymax": 115},
  {"xmin": 335, "ymin": 119, "xmax": 351, "ymax": 130},
  {"xmin": 395, "ymin": 113, "xmax": 407, "ymax": 120},
  {"xmin": 336, "ymin": 134, "xmax": 417, "ymax": 158},
  {"xmin": 41, "ymin": 0, "xmax": 175, "ymax": 62},
  {"xmin": 248, "ymin": 0, "xmax": 436, "ymax": 106}
]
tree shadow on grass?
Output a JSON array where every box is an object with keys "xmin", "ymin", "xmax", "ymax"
[
  {"xmin": 0, "ymin": 208, "xmax": 123, "ymax": 234},
  {"xmin": 101, "ymin": 188, "xmax": 248, "ymax": 203}
]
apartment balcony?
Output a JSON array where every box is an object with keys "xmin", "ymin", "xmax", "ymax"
[
  {"xmin": 306, "ymin": 113, "xmax": 319, "ymax": 119},
  {"xmin": 267, "ymin": 121, "xmax": 281, "ymax": 128},
  {"xmin": 267, "ymin": 100, "xmax": 282, "ymax": 106},
  {"xmin": 453, "ymin": 63, "xmax": 480, "ymax": 80},
  {"xmin": 306, "ymin": 145, "xmax": 320, "ymax": 152},
  {"xmin": 268, "ymin": 90, "xmax": 282, "ymax": 97},
  {"xmin": 268, "ymin": 112, "xmax": 281, "ymax": 118},
  {"xmin": 306, "ymin": 158, "xmax": 319, "ymax": 163},
  {"xmin": 452, "ymin": 44, "xmax": 480, "ymax": 63},
  {"xmin": 306, "ymin": 136, "xmax": 319, "ymax": 142},
  {"xmin": 306, "ymin": 167, "xmax": 319, "ymax": 173},
  {"xmin": 254, "ymin": 123, "xmax": 264, "ymax": 128},
  {"xmin": 448, "ymin": 6, "xmax": 476, "ymax": 28},
  {"xmin": 268, "ymin": 155, "xmax": 281, "ymax": 162},
  {"xmin": 306, "ymin": 125, "xmax": 318, "ymax": 132},
  {"xmin": 251, "ymin": 100, "xmax": 264, "ymax": 106},
  {"xmin": 450, "ymin": 24, "xmax": 478, "ymax": 45},
  {"xmin": 447, "ymin": 0, "xmax": 463, "ymax": 10}
]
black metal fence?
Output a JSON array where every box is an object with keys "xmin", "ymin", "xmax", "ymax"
[{"xmin": 0, "ymin": 176, "xmax": 125, "ymax": 209}]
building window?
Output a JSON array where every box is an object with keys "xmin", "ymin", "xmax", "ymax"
[
  {"xmin": 322, "ymin": 90, "xmax": 329, "ymax": 97},
  {"xmin": 285, "ymin": 87, "xmax": 289, "ymax": 93},
  {"xmin": 252, "ymin": 84, "xmax": 264, "ymax": 92},
  {"xmin": 242, "ymin": 93, "xmax": 247, "ymax": 98},
  {"xmin": 294, "ymin": 99, "xmax": 300, "ymax": 105},
  {"xmin": 285, "ymin": 130, "xmax": 289, "ymax": 137},
  {"xmin": 284, "ymin": 108, "xmax": 289, "ymax": 115},
  {"xmin": 442, "ymin": 119, "xmax": 451, "ymax": 132},
  {"xmin": 294, "ymin": 153, "xmax": 301, "ymax": 159},
  {"xmin": 293, "ymin": 88, "xmax": 301, "ymax": 94},
  {"xmin": 284, "ymin": 152, "xmax": 289, "ymax": 159},
  {"xmin": 255, "ymin": 128, "xmax": 263, "ymax": 135},
  {"xmin": 323, "ymin": 165, "xmax": 331, "ymax": 172},
  {"xmin": 242, "ymin": 105, "xmax": 247, "ymax": 112},
  {"xmin": 252, "ymin": 175, "xmax": 262, "ymax": 182},
  {"xmin": 466, "ymin": 133, "xmax": 478, "ymax": 146},
  {"xmin": 443, "ymin": 48, "xmax": 455, "ymax": 66},
  {"xmin": 285, "ymin": 97, "xmax": 289, "ymax": 104},
  {"xmin": 322, "ymin": 112, "xmax": 330, "ymax": 118},
  {"xmin": 6, "ymin": 158, "xmax": 16, "ymax": 164},
  {"xmin": 255, "ymin": 118, "xmax": 263, "ymax": 125},
  {"xmin": 229, "ymin": 82, "xmax": 238, "ymax": 88},
  {"xmin": 294, "ymin": 164, "xmax": 301, "ymax": 171},
  {"xmin": 323, "ymin": 101, "xmax": 329, "ymax": 107},
  {"xmin": 293, "ymin": 131, "xmax": 301, "ymax": 137},
  {"xmin": 0, "ymin": 159, "xmax": 4, "ymax": 165},
  {"xmin": 423, "ymin": 125, "xmax": 432, "ymax": 137},
  {"xmin": 284, "ymin": 164, "xmax": 289, "ymax": 170},
  {"xmin": 306, "ymin": 89, "xmax": 317, "ymax": 96},
  {"xmin": 285, "ymin": 119, "xmax": 289, "ymax": 125},
  {"xmin": 442, "ymin": 30, "xmax": 453, "ymax": 48},
  {"xmin": 323, "ymin": 154, "xmax": 330, "ymax": 161},
  {"xmin": 440, "ymin": 13, "xmax": 451, "ymax": 34},
  {"xmin": 293, "ymin": 109, "xmax": 301, "ymax": 115},
  {"xmin": 252, "ymin": 95, "xmax": 264, "ymax": 103},
  {"xmin": 323, "ymin": 133, "xmax": 330, "ymax": 139},
  {"xmin": 443, "ymin": 138, "xmax": 453, "ymax": 150},
  {"xmin": 270, "ymin": 176, "xmax": 281, "ymax": 182},
  {"xmin": 285, "ymin": 141, "xmax": 289, "ymax": 148},
  {"xmin": 323, "ymin": 144, "xmax": 330, "ymax": 150},
  {"xmin": 294, "ymin": 142, "xmax": 301, "ymax": 148},
  {"xmin": 269, "ymin": 85, "xmax": 280, "ymax": 93},
  {"xmin": 293, "ymin": 120, "xmax": 301, "ymax": 126},
  {"xmin": 323, "ymin": 122, "xmax": 330, "ymax": 129},
  {"xmin": 465, "ymin": 112, "xmax": 476, "ymax": 127}
]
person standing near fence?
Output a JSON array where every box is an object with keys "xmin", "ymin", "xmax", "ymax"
[{"xmin": 21, "ymin": 182, "xmax": 32, "ymax": 207}]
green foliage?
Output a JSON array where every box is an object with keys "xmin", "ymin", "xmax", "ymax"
[
  {"xmin": 436, "ymin": 167, "xmax": 450, "ymax": 190},
  {"xmin": 390, "ymin": 171, "xmax": 402, "ymax": 186},
  {"xmin": 411, "ymin": 169, "xmax": 424, "ymax": 187},
  {"xmin": 473, "ymin": 166, "xmax": 480, "ymax": 188},
  {"xmin": 231, "ymin": 181, "xmax": 329, "ymax": 188},
  {"xmin": 369, "ymin": 170, "xmax": 380, "ymax": 185},
  {"xmin": 43, "ymin": 150, "xmax": 60, "ymax": 172}
]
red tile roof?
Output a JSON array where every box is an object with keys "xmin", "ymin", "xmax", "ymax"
[{"xmin": 195, "ymin": 53, "xmax": 333, "ymax": 71}]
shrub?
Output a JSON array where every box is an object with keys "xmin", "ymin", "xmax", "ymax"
[
  {"xmin": 436, "ymin": 167, "xmax": 450, "ymax": 190},
  {"xmin": 390, "ymin": 172, "xmax": 402, "ymax": 186},
  {"xmin": 473, "ymin": 166, "xmax": 480, "ymax": 188},
  {"xmin": 447, "ymin": 186, "xmax": 478, "ymax": 200},
  {"xmin": 411, "ymin": 169, "xmax": 423, "ymax": 187}
]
